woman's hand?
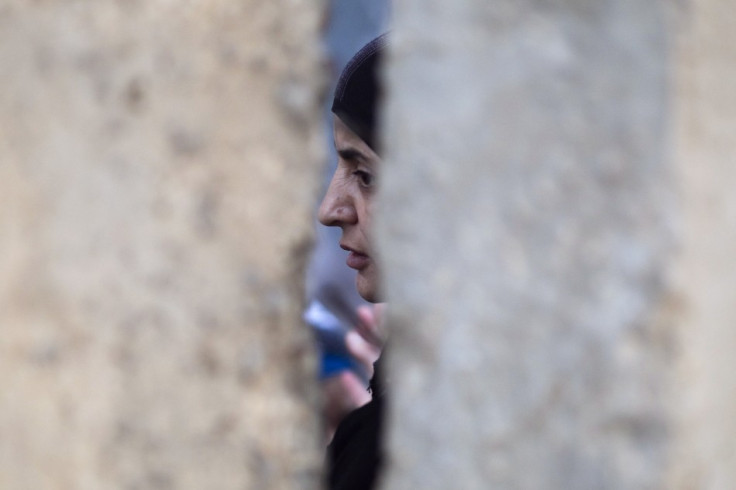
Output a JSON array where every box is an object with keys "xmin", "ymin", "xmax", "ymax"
[
  {"xmin": 346, "ymin": 303, "xmax": 386, "ymax": 379},
  {"xmin": 323, "ymin": 370, "xmax": 371, "ymax": 442},
  {"xmin": 322, "ymin": 303, "xmax": 386, "ymax": 442}
]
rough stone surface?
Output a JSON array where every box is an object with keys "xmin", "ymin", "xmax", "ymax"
[
  {"xmin": 379, "ymin": 1, "xmax": 674, "ymax": 489},
  {"xmin": 0, "ymin": 2, "xmax": 324, "ymax": 489},
  {"xmin": 670, "ymin": 1, "xmax": 736, "ymax": 488}
]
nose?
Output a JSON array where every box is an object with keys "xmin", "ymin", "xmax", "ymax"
[{"xmin": 318, "ymin": 175, "xmax": 357, "ymax": 228}]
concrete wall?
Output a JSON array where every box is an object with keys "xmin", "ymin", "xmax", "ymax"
[
  {"xmin": 0, "ymin": 2, "xmax": 324, "ymax": 489},
  {"xmin": 671, "ymin": 0, "xmax": 736, "ymax": 488},
  {"xmin": 378, "ymin": 0, "xmax": 719, "ymax": 488},
  {"xmin": 2, "ymin": 1, "xmax": 735, "ymax": 489}
]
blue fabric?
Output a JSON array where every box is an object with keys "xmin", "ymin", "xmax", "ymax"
[{"xmin": 321, "ymin": 353, "xmax": 356, "ymax": 379}]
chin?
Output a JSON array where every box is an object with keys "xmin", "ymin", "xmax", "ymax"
[
  {"xmin": 358, "ymin": 289, "xmax": 381, "ymax": 303},
  {"xmin": 356, "ymin": 273, "xmax": 382, "ymax": 304}
]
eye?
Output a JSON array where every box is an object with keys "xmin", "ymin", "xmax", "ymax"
[{"xmin": 353, "ymin": 170, "xmax": 374, "ymax": 188}]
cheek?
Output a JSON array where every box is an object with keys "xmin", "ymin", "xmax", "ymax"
[{"xmin": 357, "ymin": 196, "xmax": 375, "ymax": 233}]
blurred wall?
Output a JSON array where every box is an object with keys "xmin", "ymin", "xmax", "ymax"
[
  {"xmin": 2, "ymin": 1, "xmax": 735, "ymax": 489},
  {"xmin": 0, "ymin": 2, "xmax": 324, "ymax": 489},
  {"xmin": 379, "ymin": 1, "xmax": 735, "ymax": 489},
  {"xmin": 671, "ymin": 0, "xmax": 736, "ymax": 488}
]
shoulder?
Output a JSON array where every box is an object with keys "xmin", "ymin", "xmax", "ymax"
[{"xmin": 327, "ymin": 395, "xmax": 384, "ymax": 490}]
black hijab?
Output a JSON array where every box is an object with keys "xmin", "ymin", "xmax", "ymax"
[{"xmin": 331, "ymin": 33, "xmax": 388, "ymax": 153}]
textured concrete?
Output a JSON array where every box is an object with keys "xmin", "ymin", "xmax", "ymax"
[
  {"xmin": 380, "ymin": 1, "xmax": 674, "ymax": 488},
  {"xmin": 0, "ymin": 1, "xmax": 324, "ymax": 489},
  {"xmin": 670, "ymin": 0, "xmax": 736, "ymax": 488}
]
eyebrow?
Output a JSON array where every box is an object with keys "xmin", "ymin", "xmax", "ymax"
[{"xmin": 336, "ymin": 147, "xmax": 368, "ymax": 163}]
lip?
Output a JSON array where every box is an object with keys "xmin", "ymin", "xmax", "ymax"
[
  {"xmin": 346, "ymin": 251, "xmax": 370, "ymax": 270},
  {"xmin": 341, "ymin": 243, "xmax": 371, "ymax": 270}
]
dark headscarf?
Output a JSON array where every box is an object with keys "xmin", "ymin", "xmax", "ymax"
[{"xmin": 331, "ymin": 33, "xmax": 388, "ymax": 153}]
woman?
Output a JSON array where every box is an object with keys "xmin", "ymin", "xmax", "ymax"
[{"xmin": 318, "ymin": 34, "xmax": 389, "ymax": 490}]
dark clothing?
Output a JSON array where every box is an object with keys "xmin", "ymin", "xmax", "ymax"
[{"xmin": 327, "ymin": 360, "xmax": 385, "ymax": 490}]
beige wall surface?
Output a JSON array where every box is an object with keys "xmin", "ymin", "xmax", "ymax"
[
  {"xmin": 0, "ymin": 2, "xmax": 325, "ymax": 489},
  {"xmin": 672, "ymin": 0, "xmax": 736, "ymax": 488}
]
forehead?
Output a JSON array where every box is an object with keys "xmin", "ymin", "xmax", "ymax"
[{"xmin": 333, "ymin": 116, "xmax": 380, "ymax": 162}]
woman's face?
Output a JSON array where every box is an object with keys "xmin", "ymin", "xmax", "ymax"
[{"xmin": 318, "ymin": 116, "xmax": 382, "ymax": 303}]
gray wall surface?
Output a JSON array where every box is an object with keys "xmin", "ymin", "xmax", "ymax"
[{"xmin": 380, "ymin": 1, "xmax": 676, "ymax": 488}]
